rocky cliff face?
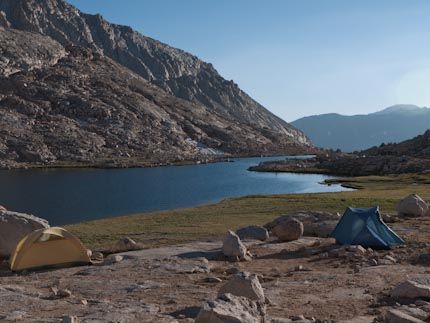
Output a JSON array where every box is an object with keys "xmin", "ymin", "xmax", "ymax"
[
  {"xmin": 0, "ymin": 0, "xmax": 311, "ymax": 168},
  {"xmin": 0, "ymin": 28, "xmax": 310, "ymax": 168}
]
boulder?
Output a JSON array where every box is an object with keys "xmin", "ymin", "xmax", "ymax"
[
  {"xmin": 272, "ymin": 219, "xmax": 304, "ymax": 242},
  {"xmin": 218, "ymin": 272, "xmax": 265, "ymax": 302},
  {"xmin": 0, "ymin": 205, "xmax": 6, "ymax": 211},
  {"xmin": 236, "ymin": 226, "xmax": 269, "ymax": 241},
  {"xmin": 195, "ymin": 293, "xmax": 266, "ymax": 323},
  {"xmin": 385, "ymin": 309, "xmax": 424, "ymax": 323},
  {"xmin": 305, "ymin": 221, "xmax": 338, "ymax": 238},
  {"xmin": 397, "ymin": 305, "xmax": 430, "ymax": 321},
  {"xmin": 396, "ymin": 194, "xmax": 429, "ymax": 217},
  {"xmin": 222, "ymin": 231, "xmax": 248, "ymax": 261},
  {"xmin": 106, "ymin": 237, "xmax": 143, "ymax": 254},
  {"xmin": 265, "ymin": 211, "xmax": 339, "ymax": 231},
  {"xmin": 0, "ymin": 210, "xmax": 49, "ymax": 257},
  {"xmin": 265, "ymin": 212, "xmax": 339, "ymax": 238},
  {"xmin": 391, "ymin": 280, "xmax": 430, "ymax": 299}
]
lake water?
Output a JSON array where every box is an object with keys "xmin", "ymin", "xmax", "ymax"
[{"xmin": 0, "ymin": 156, "xmax": 350, "ymax": 225}]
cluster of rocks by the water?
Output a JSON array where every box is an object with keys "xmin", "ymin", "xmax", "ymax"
[{"xmin": 2, "ymin": 193, "xmax": 430, "ymax": 321}]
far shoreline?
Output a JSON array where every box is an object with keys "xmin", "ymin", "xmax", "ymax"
[{"xmin": 0, "ymin": 152, "xmax": 319, "ymax": 172}]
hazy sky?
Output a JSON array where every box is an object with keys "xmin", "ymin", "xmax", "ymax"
[{"xmin": 67, "ymin": 0, "xmax": 430, "ymax": 122}]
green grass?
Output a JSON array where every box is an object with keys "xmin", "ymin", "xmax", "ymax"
[{"xmin": 65, "ymin": 173, "xmax": 430, "ymax": 250}]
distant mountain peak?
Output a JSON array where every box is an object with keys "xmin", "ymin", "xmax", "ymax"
[
  {"xmin": 292, "ymin": 104, "xmax": 430, "ymax": 152},
  {"xmin": 373, "ymin": 104, "xmax": 427, "ymax": 115}
]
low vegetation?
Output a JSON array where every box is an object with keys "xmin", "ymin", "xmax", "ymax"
[{"xmin": 65, "ymin": 173, "xmax": 430, "ymax": 249}]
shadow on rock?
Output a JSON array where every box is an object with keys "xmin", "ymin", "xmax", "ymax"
[{"xmin": 168, "ymin": 306, "xmax": 201, "ymax": 319}]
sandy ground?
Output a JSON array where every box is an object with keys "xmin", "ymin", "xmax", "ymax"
[{"xmin": 1, "ymin": 218, "xmax": 430, "ymax": 322}]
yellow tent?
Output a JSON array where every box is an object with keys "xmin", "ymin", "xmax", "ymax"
[{"xmin": 10, "ymin": 227, "xmax": 91, "ymax": 271}]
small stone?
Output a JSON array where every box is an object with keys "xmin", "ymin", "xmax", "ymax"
[
  {"xmin": 369, "ymin": 259, "xmax": 378, "ymax": 266},
  {"xmin": 50, "ymin": 286, "xmax": 59, "ymax": 296},
  {"xmin": 378, "ymin": 259, "xmax": 395, "ymax": 266},
  {"xmin": 80, "ymin": 299, "xmax": 88, "ymax": 305},
  {"xmin": 91, "ymin": 251, "xmax": 104, "ymax": 261},
  {"xmin": 61, "ymin": 315, "xmax": 79, "ymax": 323},
  {"xmin": 319, "ymin": 252, "xmax": 329, "ymax": 259},
  {"xmin": 205, "ymin": 277, "xmax": 223, "ymax": 283},
  {"xmin": 57, "ymin": 289, "xmax": 72, "ymax": 298},
  {"xmin": 346, "ymin": 245, "xmax": 366, "ymax": 255},
  {"xmin": 384, "ymin": 255, "xmax": 397, "ymax": 263},
  {"xmin": 104, "ymin": 254, "xmax": 124, "ymax": 265},
  {"xmin": 225, "ymin": 267, "xmax": 241, "ymax": 275},
  {"xmin": 291, "ymin": 315, "xmax": 307, "ymax": 321},
  {"xmin": 108, "ymin": 237, "xmax": 143, "ymax": 253}
]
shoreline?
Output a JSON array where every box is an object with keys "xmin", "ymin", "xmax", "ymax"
[
  {"xmin": 64, "ymin": 173, "xmax": 430, "ymax": 250},
  {"xmin": 0, "ymin": 151, "xmax": 319, "ymax": 171}
]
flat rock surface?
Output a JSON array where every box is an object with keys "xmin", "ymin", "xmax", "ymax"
[{"xmin": 2, "ymin": 215, "xmax": 430, "ymax": 323}]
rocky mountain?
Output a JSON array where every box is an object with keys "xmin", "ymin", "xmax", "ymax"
[
  {"xmin": 0, "ymin": 0, "xmax": 311, "ymax": 168},
  {"xmin": 315, "ymin": 130, "xmax": 430, "ymax": 176},
  {"xmin": 363, "ymin": 129, "xmax": 430, "ymax": 158},
  {"xmin": 251, "ymin": 130, "xmax": 430, "ymax": 176},
  {"xmin": 292, "ymin": 105, "xmax": 430, "ymax": 152},
  {"xmin": 0, "ymin": 28, "xmax": 311, "ymax": 169}
]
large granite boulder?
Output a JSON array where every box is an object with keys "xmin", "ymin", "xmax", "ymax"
[
  {"xmin": 397, "ymin": 194, "xmax": 429, "ymax": 217},
  {"xmin": 236, "ymin": 226, "xmax": 269, "ymax": 241},
  {"xmin": 265, "ymin": 211, "xmax": 340, "ymax": 238},
  {"xmin": 272, "ymin": 219, "xmax": 304, "ymax": 242},
  {"xmin": 0, "ymin": 210, "xmax": 49, "ymax": 257},
  {"xmin": 218, "ymin": 272, "xmax": 265, "ymax": 302},
  {"xmin": 391, "ymin": 280, "xmax": 430, "ymax": 299},
  {"xmin": 222, "ymin": 231, "xmax": 249, "ymax": 262},
  {"xmin": 385, "ymin": 309, "xmax": 424, "ymax": 323},
  {"xmin": 195, "ymin": 293, "xmax": 266, "ymax": 323}
]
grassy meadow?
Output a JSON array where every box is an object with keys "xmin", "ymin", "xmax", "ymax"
[{"xmin": 65, "ymin": 173, "xmax": 430, "ymax": 250}]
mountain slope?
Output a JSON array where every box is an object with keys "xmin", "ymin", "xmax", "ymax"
[
  {"xmin": 315, "ymin": 130, "xmax": 430, "ymax": 176},
  {"xmin": 251, "ymin": 129, "xmax": 430, "ymax": 176},
  {"xmin": 0, "ymin": 27, "xmax": 312, "ymax": 169},
  {"xmin": 292, "ymin": 105, "xmax": 430, "ymax": 152},
  {"xmin": 0, "ymin": 0, "xmax": 310, "ymax": 150}
]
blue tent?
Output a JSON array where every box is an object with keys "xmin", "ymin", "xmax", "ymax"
[{"xmin": 331, "ymin": 206, "xmax": 404, "ymax": 249}]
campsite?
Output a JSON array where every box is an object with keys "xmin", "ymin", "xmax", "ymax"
[
  {"xmin": 1, "ymin": 174, "xmax": 430, "ymax": 322},
  {"xmin": 1, "ymin": 0, "xmax": 430, "ymax": 322}
]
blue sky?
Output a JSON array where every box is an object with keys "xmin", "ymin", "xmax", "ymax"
[{"xmin": 67, "ymin": 0, "xmax": 430, "ymax": 121}]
